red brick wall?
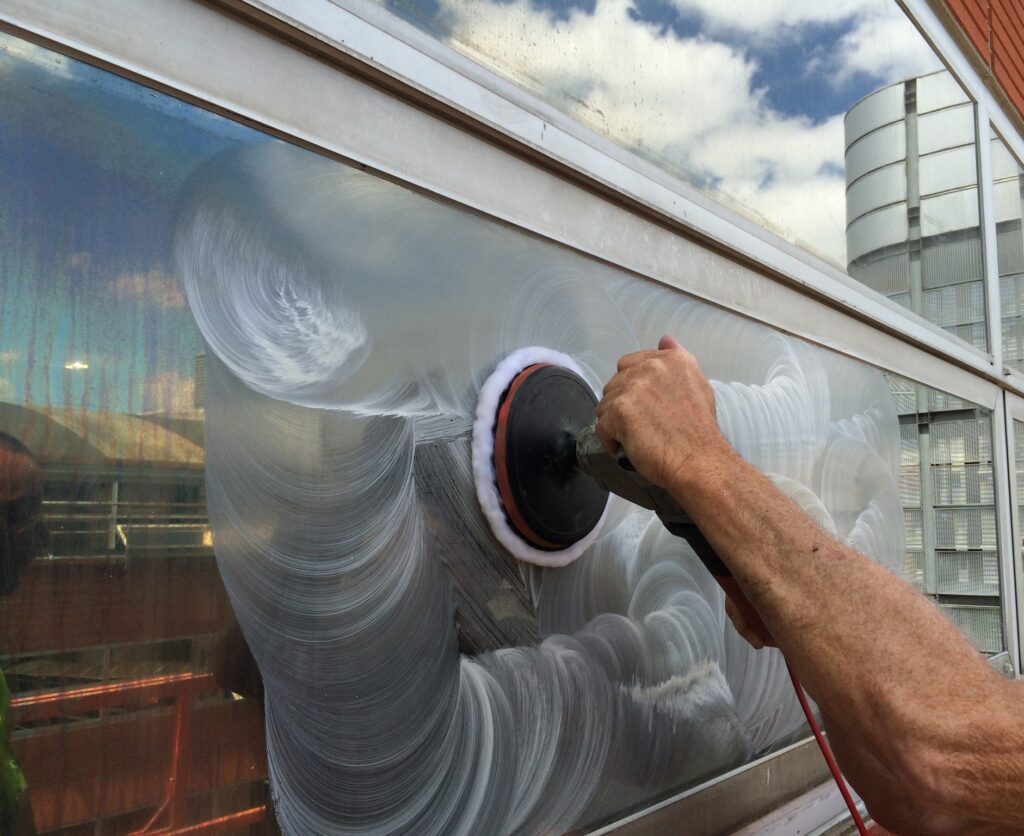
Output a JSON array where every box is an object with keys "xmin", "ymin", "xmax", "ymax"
[{"xmin": 945, "ymin": 0, "xmax": 1024, "ymax": 120}]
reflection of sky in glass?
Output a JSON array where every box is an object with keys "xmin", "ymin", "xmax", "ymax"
[
  {"xmin": 377, "ymin": 0, "xmax": 943, "ymax": 264},
  {"xmin": 0, "ymin": 34, "xmax": 266, "ymax": 413}
]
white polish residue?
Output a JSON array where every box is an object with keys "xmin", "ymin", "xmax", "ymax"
[{"xmin": 175, "ymin": 143, "xmax": 905, "ymax": 835}]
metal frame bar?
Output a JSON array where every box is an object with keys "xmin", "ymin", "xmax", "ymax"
[
  {"xmin": 1003, "ymin": 391, "xmax": 1024, "ymax": 668},
  {"xmin": 992, "ymin": 392, "xmax": 1021, "ymax": 672},
  {"xmin": 977, "ymin": 97, "xmax": 1006, "ymax": 372}
]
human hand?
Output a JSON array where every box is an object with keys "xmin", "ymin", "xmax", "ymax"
[{"xmin": 595, "ymin": 335, "xmax": 727, "ymax": 493}]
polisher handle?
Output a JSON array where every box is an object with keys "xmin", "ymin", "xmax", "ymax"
[{"xmin": 577, "ymin": 423, "xmax": 775, "ymax": 645}]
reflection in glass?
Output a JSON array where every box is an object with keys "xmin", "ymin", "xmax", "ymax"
[
  {"xmin": 2, "ymin": 25, "xmax": 910, "ymax": 836},
  {"xmin": 847, "ymin": 71, "xmax": 987, "ymax": 351},
  {"xmin": 888, "ymin": 376, "xmax": 1004, "ymax": 653},
  {"xmin": 377, "ymin": 0, "xmax": 941, "ymax": 268},
  {"xmin": 991, "ymin": 130, "xmax": 1024, "ymax": 372},
  {"xmin": 0, "ymin": 33, "xmax": 275, "ymax": 835}
]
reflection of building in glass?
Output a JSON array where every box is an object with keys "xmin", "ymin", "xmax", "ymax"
[
  {"xmin": 846, "ymin": 72, "xmax": 1003, "ymax": 654},
  {"xmin": 0, "ymin": 404, "xmax": 271, "ymax": 833},
  {"xmin": 992, "ymin": 133, "xmax": 1024, "ymax": 370},
  {"xmin": 846, "ymin": 70, "xmax": 986, "ymax": 350}
]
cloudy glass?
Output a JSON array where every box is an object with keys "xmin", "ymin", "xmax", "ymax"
[
  {"xmin": 991, "ymin": 130, "xmax": 1024, "ymax": 372},
  {"xmin": 374, "ymin": 0, "xmax": 949, "ymax": 272},
  {"xmin": 0, "ymin": 30, "xmax": 926, "ymax": 834}
]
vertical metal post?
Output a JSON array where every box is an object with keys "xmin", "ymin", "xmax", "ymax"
[
  {"xmin": 994, "ymin": 395, "xmax": 1021, "ymax": 672},
  {"xmin": 905, "ymin": 79, "xmax": 923, "ymax": 317},
  {"xmin": 999, "ymin": 395, "xmax": 1024, "ymax": 676},
  {"xmin": 977, "ymin": 98, "xmax": 1004, "ymax": 371},
  {"xmin": 919, "ymin": 422, "xmax": 938, "ymax": 595},
  {"xmin": 108, "ymin": 479, "xmax": 119, "ymax": 552}
]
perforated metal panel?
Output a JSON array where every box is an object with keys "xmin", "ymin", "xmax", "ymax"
[
  {"xmin": 939, "ymin": 604, "xmax": 1004, "ymax": 654},
  {"xmin": 923, "ymin": 282, "xmax": 985, "ymax": 326},
  {"xmin": 900, "ymin": 424, "xmax": 922, "ymax": 505},
  {"xmin": 847, "ymin": 251, "xmax": 910, "ymax": 297},
  {"xmin": 931, "ymin": 463, "xmax": 994, "ymax": 505},
  {"xmin": 930, "ymin": 419, "xmax": 992, "ymax": 464},
  {"xmin": 934, "ymin": 506, "xmax": 997, "ymax": 550},
  {"xmin": 921, "ymin": 235, "xmax": 985, "ymax": 288},
  {"xmin": 997, "ymin": 222, "xmax": 1024, "ymax": 276},
  {"xmin": 935, "ymin": 550, "xmax": 1000, "ymax": 595},
  {"xmin": 905, "ymin": 551, "xmax": 925, "ymax": 591},
  {"xmin": 904, "ymin": 508, "xmax": 924, "ymax": 549},
  {"xmin": 890, "ymin": 377, "xmax": 918, "ymax": 415}
]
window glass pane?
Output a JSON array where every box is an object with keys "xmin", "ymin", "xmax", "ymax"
[
  {"xmin": 887, "ymin": 376, "xmax": 1005, "ymax": 654},
  {"xmin": 0, "ymin": 32, "xmax": 276, "ymax": 836},
  {"xmin": 991, "ymin": 130, "xmax": 1024, "ymax": 373},
  {"xmin": 374, "ymin": 0, "xmax": 946, "ymax": 271},
  {"xmin": 0, "ymin": 28, "xmax": 979, "ymax": 835}
]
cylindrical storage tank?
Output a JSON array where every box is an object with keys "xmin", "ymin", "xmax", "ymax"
[{"xmin": 845, "ymin": 70, "xmax": 986, "ymax": 351}]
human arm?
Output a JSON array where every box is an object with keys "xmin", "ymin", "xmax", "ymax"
[{"xmin": 595, "ymin": 337, "xmax": 1024, "ymax": 835}]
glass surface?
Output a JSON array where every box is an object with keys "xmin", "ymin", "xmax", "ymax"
[
  {"xmin": 371, "ymin": 0, "xmax": 943, "ymax": 270},
  {"xmin": 847, "ymin": 71, "xmax": 987, "ymax": 352},
  {"xmin": 888, "ymin": 376, "xmax": 1004, "ymax": 654},
  {"xmin": 0, "ymin": 34, "xmax": 277, "ymax": 835},
  {"xmin": 991, "ymin": 129, "xmax": 1024, "ymax": 372},
  {"xmin": 2, "ymin": 31, "xmax": 912, "ymax": 835}
]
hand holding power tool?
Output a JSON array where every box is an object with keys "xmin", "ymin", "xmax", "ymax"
[
  {"xmin": 576, "ymin": 422, "xmax": 773, "ymax": 646},
  {"xmin": 476, "ymin": 341, "xmax": 867, "ymax": 835},
  {"xmin": 482, "ymin": 341, "xmax": 772, "ymax": 646}
]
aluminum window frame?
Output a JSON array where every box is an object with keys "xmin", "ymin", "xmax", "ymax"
[
  {"xmin": 1003, "ymin": 391, "xmax": 1024, "ymax": 669},
  {"xmin": 1, "ymin": 0, "xmax": 1022, "ymax": 832}
]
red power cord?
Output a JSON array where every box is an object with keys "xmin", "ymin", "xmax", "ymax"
[{"xmin": 785, "ymin": 658, "xmax": 870, "ymax": 836}]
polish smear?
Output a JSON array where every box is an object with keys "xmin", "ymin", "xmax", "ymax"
[{"xmin": 176, "ymin": 143, "xmax": 904, "ymax": 835}]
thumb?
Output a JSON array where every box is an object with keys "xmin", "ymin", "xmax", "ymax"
[{"xmin": 658, "ymin": 334, "xmax": 682, "ymax": 351}]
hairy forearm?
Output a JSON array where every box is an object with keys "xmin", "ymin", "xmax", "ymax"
[{"xmin": 671, "ymin": 440, "xmax": 1024, "ymax": 829}]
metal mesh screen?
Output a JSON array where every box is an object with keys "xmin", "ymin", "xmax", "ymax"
[
  {"xmin": 935, "ymin": 550, "xmax": 1000, "ymax": 595},
  {"xmin": 939, "ymin": 604, "xmax": 1004, "ymax": 654}
]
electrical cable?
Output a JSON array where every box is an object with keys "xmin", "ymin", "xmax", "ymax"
[{"xmin": 785, "ymin": 659, "xmax": 870, "ymax": 836}]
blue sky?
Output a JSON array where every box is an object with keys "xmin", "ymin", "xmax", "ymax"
[{"xmin": 0, "ymin": 33, "xmax": 264, "ymax": 413}]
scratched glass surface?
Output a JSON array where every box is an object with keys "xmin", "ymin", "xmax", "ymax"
[
  {"xmin": 0, "ymin": 31, "xmax": 915, "ymax": 836},
  {"xmin": 369, "ymin": 0, "xmax": 946, "ymax": 272}
]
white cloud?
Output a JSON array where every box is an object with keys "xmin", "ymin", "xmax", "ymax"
[
  {"xmin": 833, "ymin": 9, "xmax": 943, "ymax": 87},
  {"xmin": 665, "ymin": 0, "xmax": 876, "ymax": 37},
  {"xmin": 0, "ymin": 349, "xmax": 19, "ymax": 366},
  {"xmin": 0, "ymin": 34, "xmax": 74, "ymax": 80},
  {"xmin": 431, "ymin": 0, "xmax": 946, "ymax": 264}
]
